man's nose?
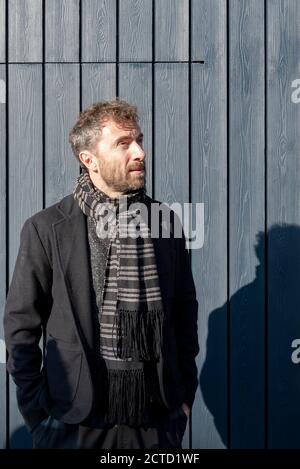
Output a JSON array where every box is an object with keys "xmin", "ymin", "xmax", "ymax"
[{"xmin": 131, "ymin": 142, "xmax": 145, "ymax": 160}]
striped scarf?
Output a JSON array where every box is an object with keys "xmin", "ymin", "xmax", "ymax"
[{"xmin": 73, "ymin": 169, "xmax": 165, "ymax": 426}]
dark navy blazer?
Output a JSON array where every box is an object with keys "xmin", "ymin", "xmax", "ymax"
[{"xmin": 4, "ymin": 194, "xmax": 199, "ymax": 433}]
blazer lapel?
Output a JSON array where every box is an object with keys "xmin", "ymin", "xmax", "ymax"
[{"xmin": 53, "ymin": 198, "xmax": 95, "ymax": 351}]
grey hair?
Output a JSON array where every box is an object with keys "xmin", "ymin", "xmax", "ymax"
[{"xmin": 69, "ymin": 98, "xmax": 140, "ymax": 168}]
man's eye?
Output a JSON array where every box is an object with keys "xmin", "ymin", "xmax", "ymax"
[{"xmin": 120, "ymin": 140, "xmax": 143, "ymax": 146}]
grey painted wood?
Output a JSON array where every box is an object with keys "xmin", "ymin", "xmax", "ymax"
[
  {"xmin": 154, "ymin": 64, "xmax": 189, "ymax": 448},
  {"xmin": 119, "ymin": 0, "xmax": 152, "ymax": 62},
  {"xmin": 81, "ymin": 63, "xmax": 116, "ymax": 108},
  {"xmin": 192, "ymin": 0, "xmax": 227, "ymax": 449},
  {"xmin": 154, "ymin": 66, "xmax": 189, "ymax": 453},
  {"xmin": 154, "ymin": 64, "xmax": 189, "ymax": 204},
  {"xmin": 0, "ymin": 77, "xmax": 5, "ymax": 104},
  {"xmin": 229, "ymin": 0, "xmax": 265, "ymax": 448},
  {"xmin": 8, "ymin": 65, "xmax": 43, "ymax": 448},
  {"xmin": 81, "ymin": 0, "xmax": 116, "ymax": 62},
  {"xmin": 267, "ymin": 0, "xmax": 300, "ymax": 448},
  {"xmin": 45, "ymin": 0, "xmax": 79, "ymax": 62},
  {"xmin": 0, "ymin": 0, "xmax": 5, "ymax": 62},
  {"xmin": 0, "ymin": 65, "xmax": 6, "ymax": 449},
  {"xmin": 9, "ymin": 0, "xmax": 42, "ymax": 62},
  {"xmin": 155, "ymin": 0, "xmax": 189, "ymax": 61},
  {"xmin": 45, "ymin": 64, "xmax": 80, "ymax": 206},
  {"xmin": 118, "ymin": 63, "xmax": 153, "ymax": 197},
  {"xmin": 3, "ymin": 0, "xmax": 300, "ymax": 451}
]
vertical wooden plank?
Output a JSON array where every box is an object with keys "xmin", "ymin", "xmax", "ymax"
[
  {"xmin": 119, "ymin": 0, "xmax": 152, "ymax": 62},
  {"xmin": 154, "ymin": 63, "xmax": 189, "ymax": 448},
  {"xmin": 154, "ymin": 64, "xmax": 189, "ymax": 204},
  {"xmin": 9, "ymin": 0, "xmax": 42, "ymax": 62},
  {"xmin": 155, "ymin": 0, "xmax": 189, "ymax": 61},
  {"xmin": 8, "ymin": 64, "xmax": 43, "ymax": 448},
  {"xmin": 267, "ymin": 0, "xmax": 300, "ymax": 448},
  {"xmin": 229, "ymin": 0, "xmax": 265, "ymax": 448},
  {"xmin": 45, "ymin": 0, "xmax": 79, "ymax": 62},
  {"xmin": 0, "ymin": 0, "xmax": 5, "ymax": 62},
  {"xmin": 45, "ymin": 64, "xmax": 80, "ymax": 207},
  {"xmin": 0, "ymin": 65, "xmax": 6, "ymax": 449},
  {"xmin": 81, "ymin": 0, "xmax": 116, "ymax": 62},
  {"xmin": 193, "ymin": 0, "xmax": 227, "ymax": 449},
  {"xmin": 81, "ymin": 63, "xmax": 116, "ymax": 108},
  {"xmin": 118, "ymin": 63, "xmax": 153, "ymax": 198}
]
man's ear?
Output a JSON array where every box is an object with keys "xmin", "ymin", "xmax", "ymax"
[{"xmin": 79, "ymin": 150, "xmax": 97, "ymax": 171}]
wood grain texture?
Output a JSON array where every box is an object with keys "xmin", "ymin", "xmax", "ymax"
[
  {"xmin": 81, "ymin": 63, "xmax": 116, "ymax": 107},
  {"xmin": 267, "ymin": 0, "xmax": 300, "ymax": 448},
  {"xmin": 81, "ymin": 0, "xmax": 116, "ymax": 62},
  {"xmin": 118, "ymin": 63, "xmax": 153, "ymax": 197},
  {"xmin": 9, "ymin": 0, "xmax": 42, "ymax": 62},
  {"xmin": 155, "ymin": 0, "xmax": 189, "ymax": 61},
  {"xmin": 45, "ymin": 64, "xmax": 80, "ymax": 207},
  {"xmin": 192, "ymin": 0, "xmax": 228, "ymax": 449},
  {"xmin": 0, "ymin": 65, "xmax": 6, "ymax": 449},
  {"xmin": 45, "ymin": 0, "xmax": 79, "ymax": 62},
  {"xmin": 8, "ymin": 65, "xmax": 43, "ymax": 448},
  {"xmin": 2, "ymin": 0, "xmax": 300, "ymax": 451},
  {"xmin": 229, "ymin": 0, "xmax": 265, "ymax": 448},
  {"xmin": 154, "ymin": 63, "xmax": 189, "ymax": 448},
  {"xmin": 0, "ymin": 0, "xmax": 5, "ymax": 62},
  {"xmin": 154, "ymin": 63, "xmax": 189, "ymax": 204},
  {"xmin": 119, "ymin": 0, "xmax": 152, "ymax": 62}
]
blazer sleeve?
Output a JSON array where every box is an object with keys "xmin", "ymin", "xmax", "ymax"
[
  {"xmin": 173, "ymin": 214, "xmax": 200, "ymax": 409},
  {"xmin": 3, "ymin": 218, "xmax": 53, "ymax": 432}
]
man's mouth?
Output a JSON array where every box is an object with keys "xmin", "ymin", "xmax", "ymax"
[{"xmin": 129, "ymin": 167, "xmax": 144, "ymax": 172}]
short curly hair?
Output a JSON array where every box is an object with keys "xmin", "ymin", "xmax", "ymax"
[{"xmin": 69, "ymin": 98, "xmax": 140, "ymax": 168}]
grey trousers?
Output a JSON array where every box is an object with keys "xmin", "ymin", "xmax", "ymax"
[{"xmin": 31, "ymin": 406, "xmax": 188, "ymax": 449}]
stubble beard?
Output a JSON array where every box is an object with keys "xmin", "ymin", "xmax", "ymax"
[{"xmin": 100, "ymin": 164, "xmax": 146, "ymax": 194}]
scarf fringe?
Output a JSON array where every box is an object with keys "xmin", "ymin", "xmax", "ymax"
[
  {"xmin": 112, "ymin": 307, "xmax": 164, "ymax": 361},
  {"xmin": 106, "ymin": 368, "xmax": 145, "ymax": 425}
]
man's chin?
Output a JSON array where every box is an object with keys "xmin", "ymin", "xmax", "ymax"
[{"xmin": 125, "ymin": 179, "xmax": 146, "ymax": 193}]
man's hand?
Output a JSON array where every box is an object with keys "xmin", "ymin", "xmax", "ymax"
[{"xmin": 181, "ymin": 402, "xmax": 190, "ymax": 418}]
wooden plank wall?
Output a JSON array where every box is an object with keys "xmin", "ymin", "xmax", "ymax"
[{"xmin": 1, "ymin": 0, "xmax": 300, "ymax": 449}]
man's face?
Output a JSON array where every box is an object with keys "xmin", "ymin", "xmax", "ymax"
[{"xmin": 91, "ymin": 119, "xmax": 146, "ymax": 194}]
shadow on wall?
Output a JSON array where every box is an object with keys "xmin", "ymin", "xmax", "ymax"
[{"xmin": 200, "ymin": 224, "xmax": 300, "ymax": 448}]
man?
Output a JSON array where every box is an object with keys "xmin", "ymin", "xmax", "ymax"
[{"xmin": 4, "ymin": 99, "xmax": 199, "ymax": 449}]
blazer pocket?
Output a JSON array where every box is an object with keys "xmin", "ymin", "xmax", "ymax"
[{"xmin": 46, "ymin": 335, "xmax": 82, "ymax": 404}]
